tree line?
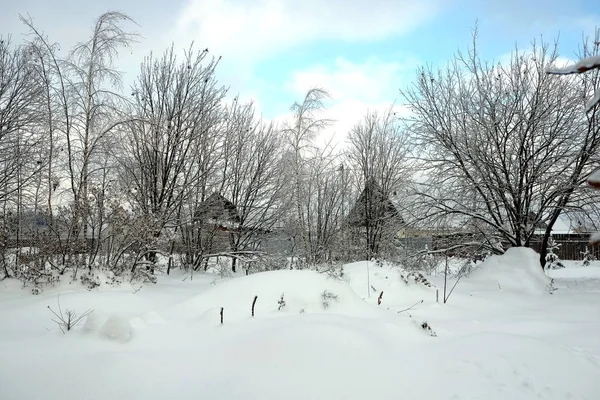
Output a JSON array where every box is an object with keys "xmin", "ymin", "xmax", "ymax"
[{"xmin": 0, "ymin": 12, "xmax": 598, "ymax": 288}]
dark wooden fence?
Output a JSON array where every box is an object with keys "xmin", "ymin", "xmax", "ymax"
[
  {"xmin": 529, "ymin": 233, "xmax": 599, "ymax": 261},
  {"xmin": 432, "ymin": 232, "xmax": 598, "ymax": 261}
]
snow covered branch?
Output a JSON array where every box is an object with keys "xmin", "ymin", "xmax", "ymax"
[{"xmin": 546, "ymin": 55, "xmax": 600, "ymax": 112}]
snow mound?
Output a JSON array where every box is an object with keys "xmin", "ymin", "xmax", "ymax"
[
  {"xmin": 83, "ymin": 311, "xmax": 132, "ymax": 342},
  {"xmin": 99, "ymin": 313, "xmax": 132, "ymax": 342},
  {"xmin": 81, "ymin": 310, "xmax": 108, "ymax": 334},
  {"xmin": 167, "ymin": 269, "xmax": 381, "ymax": 324},
  {"xmin": 467, "ymin": 247, "xmax": 551, "ymax": 294}
]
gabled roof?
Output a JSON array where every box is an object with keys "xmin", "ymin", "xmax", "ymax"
[
  {"xmin": 346, "ymin": 179, "xmax": 404, "ymax": 227},
  {"xmin": 194, "ymin": 192, "xmax": 240, "ymax": 224}
]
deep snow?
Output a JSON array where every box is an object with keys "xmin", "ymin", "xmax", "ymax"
[{"xmin": 1, "ymin": 247, "xmax": 599, "ymax": 399}]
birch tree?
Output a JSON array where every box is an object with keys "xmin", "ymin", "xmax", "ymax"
[
  {"xmin": 284, "ymin": 88, "xmax": 332, "ymax": 265},
  {"xmin": 0, "ymin": 37, "xmax": 44, "ymax": 278},
  {"xmin": 20, "ymin": 12, "xmax": 138, "ymax": 273},
  {"xmin": 0, "ymin": 37, "xmax": 44, "ymax": 204}
]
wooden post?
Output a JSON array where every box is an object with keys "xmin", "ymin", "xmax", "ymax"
[
  {"xmin": 251, "ymin": 295, "xmax": 258, "ymax": 317},
  {"xmin": 443, "ymin": 253, "xmax": 448, "ymax": 304},
  {"xmin": 436, "ymin": 289, "xmax": 439, "ymax": 303},
  {"xmin": 367, "ymin": 261, "xmax": 371, "ymax": 298}
]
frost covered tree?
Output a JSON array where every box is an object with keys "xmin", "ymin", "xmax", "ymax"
[
  {"xmin": 59, "ymin": 12, "xmax": 137, "ymax": 252},
  {"xmin": 20, "ymin": 12, "xmax": 139, "ymax": 272},
  {"xmin": 403, "ymin": 32, "xmax": 600, "ymax": 267},
  {"xmin": 546, "ymin": 29, "xmax": 600, "ymax": 247},
  {"xmin": 119, "ymin": 44, "xmax": 226, "ymax": 271},
  {"xmin": 218, "ymin": 98, "xmax": 286, "ymax": 272},
  {"xmin": 301, "ymin": 149, "xmax": 350, "ymax": 263},
  {"xmin": 0, "ymin": 36, "xmax": 46, "ymax": 279},
  {"xmin": 346, "ymin": 108, "xmax": 411, "ymax": 258},
  {"xmin": 283, "ymin": 88, "xmax": 334, "ymax": 265},
  {"xmin": 0, "ymin": 37, "xmax": 44, "ymax": 205}
]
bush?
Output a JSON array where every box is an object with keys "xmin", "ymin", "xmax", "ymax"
[
  {"xmin": 545, "ymin": 236, "xmax": 565, "ymax": 270},
  {"xmin": 321, "ymin": 290, "xmax": 339, "ymax": 309},
  {"xmin": 48, "ymin": 294, "xmax": 92, "ymax": 333}
]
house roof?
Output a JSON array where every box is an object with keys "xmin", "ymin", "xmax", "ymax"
[
  {"xmin": 194, "ymin": 192, "xmax": 240, "ymax": 224},
  {"xmin": 346, "ymin": 179, "xmax": 404, "ymax": 227}
]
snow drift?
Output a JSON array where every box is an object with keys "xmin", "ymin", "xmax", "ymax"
[
  {"xmin": 467, "ymin": 247, "xmax": 551, "ymax": 293},
  {"xmin": 166, "ymin": 269, "xmax": 381, "ymax": 324},
  {"xmin": 342, "ymin": 261, "xmax": 435, "ymax": 307},
  {"xmin": 83, "ymin": 310, "xmax": 133, "ymax": 342},
  {"xmin": 1, "ymin": 257, "xmax": 599, "ymax": 400}
]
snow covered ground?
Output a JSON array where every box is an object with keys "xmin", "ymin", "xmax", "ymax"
[{"xmin": 1, "ymin": 247, "xmax": 599, "ymax": 399}]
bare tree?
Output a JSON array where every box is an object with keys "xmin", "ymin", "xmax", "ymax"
[
  {"xmin": 218, "ymin": 98, "xmax": 285, "ymax": 272},
  {"xmin": 119, "ymin": 43, "xmax": 226, "ymax": 271},
  {"xmin": 0, "ymin": 37, "xmax": 44, "ymax": 203},
  {"xmin": 283, "ymin": 88, "xmax": 332, "ymax": 265},
  {"xmin": 346, "ymin": 107, "xmax": 412, "ymax": 259},
  {"xmin": 20, "ymin": 17, "xmax": 63, "ymax": 221},
  {"xmin": 402, "ymin": 33, "xmax": 600, "ymax": 267},
  {"xmin": 546, "ymin": 29, "xmax": 600, "ymax": 246},
  {"xmin": 0, "ymin": 36, "xmax": 45, "ymax": 279},
  {"xmin": 64, "ymin": 12, "xmax": 138, "ymax": 257},
  {"xmin": 303, "ymin": 149, "xmax": 350, "ymax": 263},
  {"xmin": 19, "ymin": 12, "xmax": 139, "ymax": 274}
]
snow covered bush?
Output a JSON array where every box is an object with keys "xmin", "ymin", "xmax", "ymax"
[
  {"xmin": 79, "ymin": 272, "xmax": 101, "ymax": 290},
  {"xmin": 545, "ymin": 236, "xmax": 565, "ymax": 270},
  {"xmin": 400, "ymin": 271, "xmax": 433, "ymax": 288},
  {"xmin": 278, "ymin": 293, "xmax": 286, "ymax": 310},
  {"xmin": 420, "ymin": 321, "xmax": 437, "ymax": 337},
  {"xmin": 321, "ymin": 290, "xmax": 339, "ymax": 309},
  {"xmin": 581, "ymin": 247, "xmax": 595, "ymax": 266},
  {"xmin": 317, "ymin": 262, "xmax": 345, "ymax": 280},
  {"xmin": 247, "ymin": 254, "xmax": 288, "ymax": 274},
  {"xmin": 403, "ymin": 246, "xmax": 442, "ymax": 274},
  {"xmin": 213, "ymin": 258, "xmax": 234, "ymax": 278},
  {"xmin": 546, "ymin": 278, "xmax": 558, "ymax": 295},
  {"xmin": 131, "ymin": 267, "xmax": 158, "ymax": 284},
  {"xmin": 14, "ymin": 263, "xmax": 60, "ymax": 294}
]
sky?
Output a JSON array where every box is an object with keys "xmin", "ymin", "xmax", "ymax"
[{"xmin": 1, "ymin": 0, "xmax": 599, "ymax": 146}]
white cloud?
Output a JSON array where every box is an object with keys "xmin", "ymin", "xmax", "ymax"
[
  {"xmin": 285, "ymin": 57, "xmax": 418, "ymax": 102},
  {"xmin": 280, "ymin": 57, "xmax": 417, "ymax": 149},
  {"xmin": 171, "ymin": 0, "xmax": 441, "ymax": 65},
  {"xmin": 167, "ymin": 0, "xmax": 438, "ymax": 140}
]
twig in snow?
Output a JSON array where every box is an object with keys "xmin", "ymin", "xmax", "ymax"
[
  {"xmin": 220, "ymin": 307, "xmax": 224, "ymax": 324},
  {"xmin": 378, "ymin": 291, "xmax": 384, "ymax": 305},
  {"xmin": 47, "ymin": 294, "xmax": 91, "ymax": 334},
  {"xmin": 397, "ymin": 300, "xmax": 423, "ymax": 315}
]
